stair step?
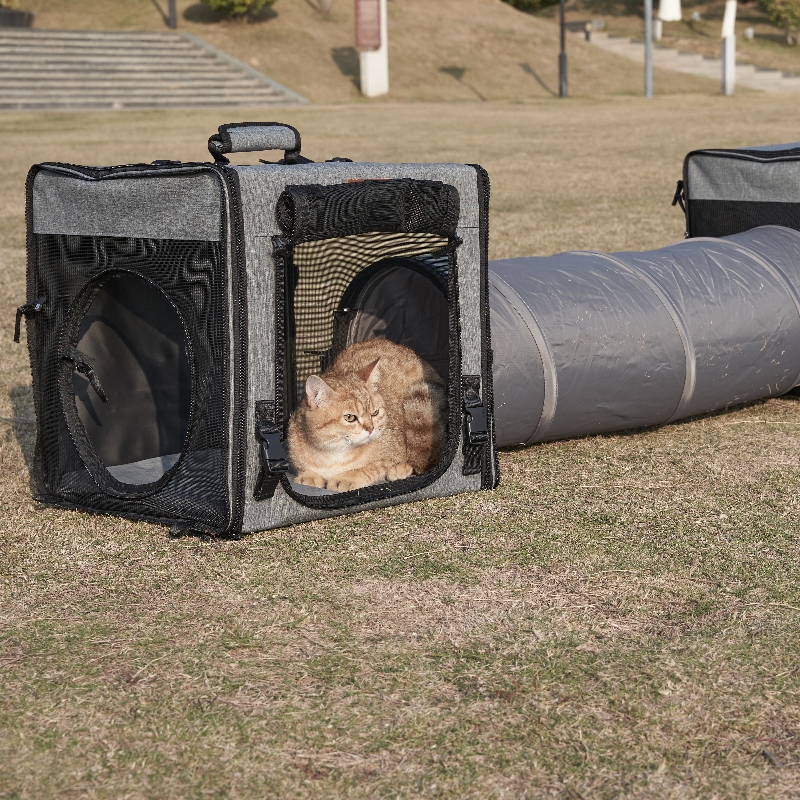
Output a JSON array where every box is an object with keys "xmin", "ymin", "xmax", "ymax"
[
  {"xmin": 0, "ymin": 96, "xmax": 290, "ymax": 108},
  {"xmin": 0, "ymin": 28, "xmax": 306, "ymax": 109},
  {"xmin": 0, "ymin": 29, "xmax": 185, "ymax": 41},
  {"xmin": 585, "ymin": 30, "xmax": 800, "ymax": 93}
]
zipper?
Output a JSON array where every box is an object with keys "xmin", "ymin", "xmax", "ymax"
[{"xmin": 214, "ymin": 164, "xmax": 249, "ymax": 539}]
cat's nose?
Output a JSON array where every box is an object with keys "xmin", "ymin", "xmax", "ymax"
[{"xmin": 364, "ymin": 426, "xmax": 373, "ymax": 435}]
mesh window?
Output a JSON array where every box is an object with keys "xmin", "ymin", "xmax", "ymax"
[
  {"xmin": 29, "ymin": 234, "xmax": 231, "ymax": 529},
  {"xmin": 291, "ymin": 231, "xmax": 449, "ymax": 400}
]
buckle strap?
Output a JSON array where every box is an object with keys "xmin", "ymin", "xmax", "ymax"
[
  {"xmin": 671, "ymin": 179, "xmax": 686, "ymax": 214},
  {"xmin": 253, "ymin": 400, "xmax": 288, "ymax": 501},
  {"xmin": 13, "ymin": 296, "xmax": 45, "ymax": 343},
  {"xmin": 462, "ymin": 375, "xmax": 488, "ymax": 476},
  {"xmin": 62, "ymin": 348, "xmax": 108, "ymax": 403}
]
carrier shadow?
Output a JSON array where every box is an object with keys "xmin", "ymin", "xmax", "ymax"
[{"xmin": 9, "ymin": 383, "xmax": 36, "ymax": 474}]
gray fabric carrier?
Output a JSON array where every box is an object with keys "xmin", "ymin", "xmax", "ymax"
[
  {"xmin": 490, "ymin": 226, "xmax": 800, "ymax": 448},
  {"xmin": 21, "ymin": 122, "xmax": 497, "ymax": 536},
  {"xmin": 681, "ymin": 142, "xmax": 800, "ymax": 238}
]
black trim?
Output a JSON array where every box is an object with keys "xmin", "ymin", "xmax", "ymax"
[
  {"xmin": 469, "ymin": 163, "xmax": 499, "ymax": 489},
  {"xmin": 213, "ymin": 165, "xmax": 250, "ymax": 536}
]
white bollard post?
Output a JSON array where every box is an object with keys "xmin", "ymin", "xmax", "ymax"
[
  {"xmin": 358, "ymin": 0, "xmax": 388, "ymax": 98},
  {"xmin": 657, "ymin": 0, "xmax": 682, "ymax": 22},
  {"xmin": 721, "ymin": 0, "xmax": 737, "ymax": 95}
]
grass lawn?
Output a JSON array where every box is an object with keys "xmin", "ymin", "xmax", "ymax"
[{"xmin": 2, "ymin": 96, "xmax": 800, "ymax": 798}]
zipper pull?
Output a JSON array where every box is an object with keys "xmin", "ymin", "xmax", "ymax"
[
  {"xmin": 62, "ymin": 348, "xmax": 109, "ymax": 403},
  {"xmin": 13, "ymin": 296, "xmax": 45, "ymax": 343}
]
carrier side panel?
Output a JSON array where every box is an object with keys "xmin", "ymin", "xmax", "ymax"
[
  {"xmin": 685, "ymin": 149, "xmax": 800, "ymax": 237},
  {"xmin": 236, "ymin": 163, "xmax": 487, "ymax": 533},
  {"xmin": 25, "ymin": 165, "xmax": 236, "ymax": 531}
]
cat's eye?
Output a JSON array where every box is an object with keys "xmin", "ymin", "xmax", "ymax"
[
  {"xmin": 343, "ymin": 413, "xmax": 357, "ymax": 422},
  {"xmin": 371, "ymin": 410, "xmax": 379, "ymax": 417}
]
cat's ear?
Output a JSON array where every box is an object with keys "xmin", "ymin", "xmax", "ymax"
[
  {"xmin": 305, "ymin": 375, "xmax": 337, "ymax": 408},
  {"xmin": 358, "ymin": 358, "xmax": 381, "ymax": 387}
]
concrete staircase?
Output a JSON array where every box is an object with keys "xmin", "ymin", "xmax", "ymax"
[
  {"xmin": 586, "ymin": 31, "xmax": 800, "ymax": 92},
  {"xmin": 0, "ymin": 28, "xmax": 307, "ymax": 110}
]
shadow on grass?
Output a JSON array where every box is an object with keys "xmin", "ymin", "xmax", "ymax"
[
  {"xmin": 439, "ymin": 67, "xmax": 486, "ymax": 101},
  {"xmin": 519, "ymin": 62, "xmax": 557, "ymax": 96},
  {"xmin": 331, "ymin": 46, "xmax": 360, "ymax": 88},
  {"xmin": 150, "ymin": 0, "xmax": 170, "ymax": 27},
  {"xmin": 9, "ymin": 383, "xmax": 35, "ymax": 475},
  {"xmin": 183, "ymin": 3, "xmax": 277, "ymax": 23}
]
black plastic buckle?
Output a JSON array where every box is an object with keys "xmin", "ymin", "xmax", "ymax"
[
  {"xmin": 13, "ymin": 296, "xmax": 45, "ymax": 343},
  {"xmin": 462, "ymin": 376, "xmax": 488, "ymax": 475},
  {"xmin": 465, "ymin": 403, "xmax": 489, "ymax": 445},
  {"xmin": 254, "ymin": 400, "xmax": 288, "ymax": 501}
]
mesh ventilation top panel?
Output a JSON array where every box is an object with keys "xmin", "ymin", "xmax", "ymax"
[{"xmin": 291, "ymin": 231, "xmax": 449, "ymax": 397}]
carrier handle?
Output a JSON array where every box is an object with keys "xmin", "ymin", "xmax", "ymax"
[{"xmin": 208, "ymin": 122, "xmax": 302, "ymax": 165}]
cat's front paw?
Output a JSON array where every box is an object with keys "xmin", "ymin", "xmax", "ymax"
[
  {"xmin": 387, "ymin": 462, "xmax": 414, "ymax": 481},
  {"xmin": 294, "ymin": 470, "xmax": 326, "ymax": 488},
  {"xmin": 328, "ymin": 473, "xmax": 373, "ymax": 492}
]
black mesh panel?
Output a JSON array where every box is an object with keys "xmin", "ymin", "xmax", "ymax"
[
  {"xmin": 29, "ymin": 234, "xmax": 230, "ymax": 528},
  {"xmin": 290, "ymin": 232, "xmax": 450, "ymax": 401},
  {"xmin": 688, "ymin": 200, "xmax": 800, "ymax": 238}
]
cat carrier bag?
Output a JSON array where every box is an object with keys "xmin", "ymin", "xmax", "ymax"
[
  {"xmin": 675, "ymin": 141, "xmax": 800, "ymax": 238},
  {"xmin": 19, "ymin": 122, "xmax": 497, "ymax": 536}
]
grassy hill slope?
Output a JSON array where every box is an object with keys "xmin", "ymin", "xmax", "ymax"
[{"xmin": 23, "ymin": 0, "xmax": 719, "ymax": 101}]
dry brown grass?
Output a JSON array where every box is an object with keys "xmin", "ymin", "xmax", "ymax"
[
  {"xmin": 2, "ymin": 97, "xmax": 800, "ymax": 798},
  {"xmin": 21, "ymin": 0, "xmax": 722, "ymax": 102}
]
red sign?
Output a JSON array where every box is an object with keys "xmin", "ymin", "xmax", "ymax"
[{"xmin": 355, "ymin": 0, "xmax": 381, "ymax": 51}]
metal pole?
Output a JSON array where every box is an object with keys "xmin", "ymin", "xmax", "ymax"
[
  {"xmin": 559, "ymin": 0, "xmax": 567, "ymax": 98},
  {"xmin": 169, "ymin": 0, "xmax": 177, "ymax": 29},
  {"xmin": 644, "ymin": 0, "xmax": 653, "ymax": 98}
]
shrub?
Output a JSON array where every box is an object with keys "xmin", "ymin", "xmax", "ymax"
[
  {"xmin": 502, "ymin": 0, "xmax": 560, "ymax": 12},
  {"xmin": 200, "ymin": 0, "xmax": 276, "ymax": 19},
  {"xmin": 760, "ymin": 0, "xmax": 800, "ymax": 43},
  {"xmin": 0, "ymin": 0, "xmax": 21, "ymax": 8}
]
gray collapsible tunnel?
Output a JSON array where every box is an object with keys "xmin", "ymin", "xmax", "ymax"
[{"xmin": 489, "ymin": 225, "xmax": 800, "ymax": 447}]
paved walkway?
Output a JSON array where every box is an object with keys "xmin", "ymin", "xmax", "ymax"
[
  {"xmin": 586, "ymin": 31, "xmax": 800, "ymax": 92},
  {"xmin": 0, "ymin": 29, "xmax": 307, "ymax": 111}
]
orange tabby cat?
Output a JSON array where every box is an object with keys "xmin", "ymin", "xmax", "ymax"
[{"xmin": 287, "ymin": 339, "xmax": 447, "ymax": 492}]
